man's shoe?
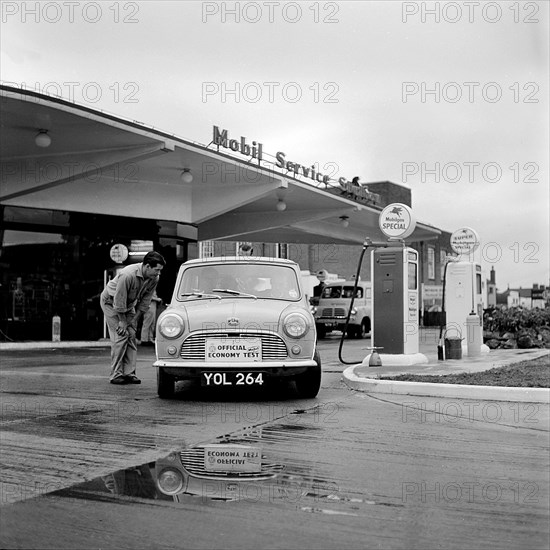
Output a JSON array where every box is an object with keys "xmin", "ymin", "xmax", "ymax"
[
  {"xmin": 110, "ymin": 377, "xmax": 128, "ymax": 385},
  {"xmin": 125, "ymin": 375, "xmax": 142, "ymax": 384}
]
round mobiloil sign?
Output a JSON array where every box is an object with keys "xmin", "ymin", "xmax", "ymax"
[
  {"xmin": 379, "ymin": 203, "xmax": 416, "ymax": 239},
  {"xmin": 450, "ymin": 227, "xmax": 480, "ymax": 255}
]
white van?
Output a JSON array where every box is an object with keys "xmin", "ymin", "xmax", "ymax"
[{"xmin": 313, "ymin": 280, "xmax": 372, "ymax": 339}]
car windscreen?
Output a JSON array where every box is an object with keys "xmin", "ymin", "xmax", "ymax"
[
  {"xmin": 321, "ymin": 286, "xmax": 364, "ymax": 299},
  {"xmin": 177, "ymin": 263, "xmax": 300, "ymax": 300}
]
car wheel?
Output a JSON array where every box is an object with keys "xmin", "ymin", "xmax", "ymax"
[
  {"xmin": 157, "ymin": 367, "xmax": 175, "ymax": 398},
  {"xmin": 364, "ymin": 318, "xmax": 371, "ymax": 335},
  {"xmin": 357, "ymin": 320, "xmax": 369, "ymax": 339},
  {"xmin": 294, "ymin": 351, "xmax": 322, "ymax": 398}
]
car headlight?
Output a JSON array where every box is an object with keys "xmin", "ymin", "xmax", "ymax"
[
  {"xmin": 283, "ymin": 312, "xmax": 309, "ymax": 339},
  {"xmin": 158, "ymin": 313, "xmax": 185, "ymax": 339},
  {"xmin": 157, "ymin": 468, "xmax": 184, "ymax": 495},
  {"xmin": 350, "ymin": 308, "xmax": 357, "ymax": 315}
]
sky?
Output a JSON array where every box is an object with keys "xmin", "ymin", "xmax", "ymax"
[{"xmin": 1, "ymin": 0, "xmax": 548, "ymax": 290}]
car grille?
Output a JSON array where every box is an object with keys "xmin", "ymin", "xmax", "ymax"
[
  {"xmin": 180, "ymin": 447, "xmax": 283, "ymax": 479},
  {"xmin": 180, "ymin": 332, "xmax": 288, "ymax": 360},
  {"xmin": 320, "ymin": 307, "xmax": 347, "ymax": 318}
]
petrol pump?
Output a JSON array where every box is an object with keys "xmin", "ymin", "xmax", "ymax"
[
  {"xmin": 363, "ymin": 204, "xmax": 428, "ymax": 367},
  {"xmin": 444, "ymin": 227, "xmax": 488, "ymax": 357},
  {"xmin": 372, "ymin": 245, "xmax": 420, "ymax": 355}
]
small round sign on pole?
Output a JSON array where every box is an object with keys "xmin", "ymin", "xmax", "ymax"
[
  {"xmin": 110, "ymin": 243, "xmax": 129, "ymax": 263},
  {"xmin": 450, "ymin": 227, "xmax": 480, "ymax": 256},
  {"xmin": 379, "ymin": 203, "xmax": 416, "ymax": 240},
  {"xmin": 316, "ymin": 269, "xmax": 328, "ymax": 282}
]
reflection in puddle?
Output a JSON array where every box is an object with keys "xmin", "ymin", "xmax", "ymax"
[
  {"xmin": 156, "ymin": 443, "xmax": 286, "ymax": 502},
  {"xmin": 52, "ymin": 423, "xmax": 397, "ymax": 511},
  {"xmin": 55, "ymin": 439, "xmax": 340, "ymax": 505}
]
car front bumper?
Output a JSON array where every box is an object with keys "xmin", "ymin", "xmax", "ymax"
[{"xmin": 154, "ymin": 359, "xmax": 317, "ymax": 369}]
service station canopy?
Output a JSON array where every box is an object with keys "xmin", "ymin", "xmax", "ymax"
[{"xmin": 0, "ymin": 86, "xmax": 440, "ymax": 245}]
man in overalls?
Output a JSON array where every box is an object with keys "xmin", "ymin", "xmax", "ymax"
[{"xmin": 101, "ymin": 251, "xmax": 165, "ymax": 384}]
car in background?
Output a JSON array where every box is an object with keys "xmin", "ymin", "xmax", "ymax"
[
  {"xmin": 153, "ymin": 256, "xmax": 321, "ymax": 398},
  {"xmin": 313, "ymin": 279, "xmax": 372, "ymax": 339}
]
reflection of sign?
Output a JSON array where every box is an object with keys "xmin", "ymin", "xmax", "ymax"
[
  {"xmin": 450, "ymin": 227, "xmax": 480, "ymax": 255},
  {"xmin": 110, "ymin": 244, "xmax": 128, "ymax": 263},
  {"xmin": 379, "ymin": 203, "xmax": 416, "ymax": 239},
  {"xmin": 203, "ymin": 445, "xmax": 262, "ymax": 473}
]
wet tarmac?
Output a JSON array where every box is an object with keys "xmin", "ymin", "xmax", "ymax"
[{"xmin": 1, "ymin": 334, "xmax": 549, "ymax": 549}]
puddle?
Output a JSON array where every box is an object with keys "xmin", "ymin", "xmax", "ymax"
[
  {"xmin": 47, "ymin": 423, "xmax": 400, "ymax": 510},
  {"xmin": 49, "ymin": 423, "xmax": 337, "ymax": 504},
  {"xmin": 53, "ymin": 443, "xmax": 297, "ymax": 504}
]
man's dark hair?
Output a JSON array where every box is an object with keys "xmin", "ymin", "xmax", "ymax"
[{"xmin": 143, "ymin": 251, "xmax": 166, "ymax": 268}]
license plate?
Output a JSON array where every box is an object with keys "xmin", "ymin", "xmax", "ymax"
[
  {"xmin": 205, "ymin": 338, "xmax": 262, "ymax": 362},
  {"xmin": 201, "ymin": 372, "xmax": 265, "ymax": 386}
]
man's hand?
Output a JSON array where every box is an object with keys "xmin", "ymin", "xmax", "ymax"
[{"xmin": 116, "ymin": 320, "xmax": 128, "ymax": 336}]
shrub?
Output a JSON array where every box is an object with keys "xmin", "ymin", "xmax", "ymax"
[{"xmin": 483, "ymin": 306, "xmax": 550, "ymax": 349}]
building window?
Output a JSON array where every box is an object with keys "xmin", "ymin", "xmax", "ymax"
[
  {"xmin": 199, "ymin": 241, "xmax": 214, "ymax": 258},
  {"xmin": 278, "ymin": 243, "xmax": 288, "ymax": 259},
  {"xmin": 428, "ymin": 247, "xmax": 435, "ymax": 280}
]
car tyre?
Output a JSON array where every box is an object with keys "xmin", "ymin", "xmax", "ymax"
[
  {"xmin": 357, "ymin": 320, "xmax": 369, "ymax": 339},
  {"xmin": 157, "ymin": 367, "xmax": 175, "ymax": 398},
  {"xmin": 294, "ymin": 351, "xmax": 322, "ymax": 398}
]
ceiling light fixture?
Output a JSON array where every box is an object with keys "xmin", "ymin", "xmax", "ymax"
[
  {"xmin": 35, "ymin": 129, "xmax": 51, "ymax": 148},
  {"xmin": 340, "ymin": 215, "xmax": 350, "ymax": 228},
  {"xmin": 181, "ymin": 169, "xmax": 193, "ymax": 183},
  {"xmin": 276, "ymin": 199, "xmax": 287, "ymax": 211},
  {"xmin": 275, "ymin": 186, "xmax": 287, "ymax": 211}
]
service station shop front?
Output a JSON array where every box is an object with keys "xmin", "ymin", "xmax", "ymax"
[{"xmin": 0, "ymin": 85, "xmax": 443, "ymax": 342}]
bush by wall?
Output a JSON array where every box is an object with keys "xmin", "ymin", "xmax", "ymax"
[{"xmin": 483, "ymin": 306, "xmax": 550, "ymax": 349}]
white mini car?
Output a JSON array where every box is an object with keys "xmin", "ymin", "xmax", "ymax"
[{"xmin": 154, "ymin": 256, "xmax": 321, "ymax": 398}]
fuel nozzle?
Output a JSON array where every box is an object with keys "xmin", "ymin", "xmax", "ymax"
[{"xmin": 363, "ymin": 238, "xmax": 393, "ymax": 248}]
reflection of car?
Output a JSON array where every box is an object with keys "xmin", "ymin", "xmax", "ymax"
[
  {"xmin": 313, "ymin": 280, "xmax": 371, "ymax": 339},
  {"xmin": 153, "ymin": 256, "xmax": 321, "ymax": 398},
  {"xmin": 155, "ymin": 444, "xmax": 285, "ymax": 501}
]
